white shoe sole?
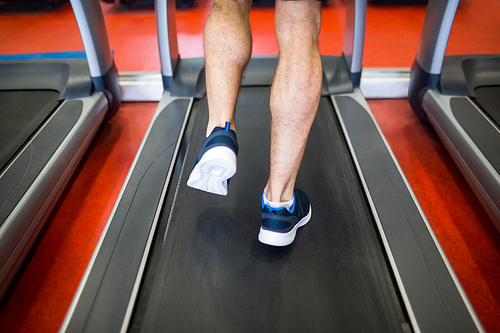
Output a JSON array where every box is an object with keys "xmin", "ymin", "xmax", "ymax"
[
  {"xmin": 187, "ymin": 146, "xmax": 237, "ymax": 196},
  {"xmin": 258, "ymin": 205, "xmax": 312, "ymax": 247}
]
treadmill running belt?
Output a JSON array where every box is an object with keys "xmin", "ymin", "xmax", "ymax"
[
  {"xmin": 474, "ymin": 85, "xmax": 500, "ymax": 128},
  {"xmin": 0, "ymin": 90, "xmax": 60, "ymax": 171},
  {"xmin": 130, "ymin": 87, "xmax": 408, "ymax": 332}
]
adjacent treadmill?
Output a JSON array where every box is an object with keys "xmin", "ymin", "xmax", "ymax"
[
  {"xmin": 61, "ymin": 0, "xmax": 483, "ymax": 331},
  {"xmin": 409, "ymin": 0, "xmax": 500, "ymax": 230},
  {"xmin": 0, "ymin": 0, "xmax": 120, "ymax": 299}
]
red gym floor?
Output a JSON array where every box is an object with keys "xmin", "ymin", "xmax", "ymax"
[{"xmin": 0, "ymin": 0, "xmax": 500, "ymax": 332}]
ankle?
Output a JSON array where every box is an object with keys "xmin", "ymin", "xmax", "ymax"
[
  {"xmin": 206, "ymin": 120, "xmax": 236, "ymax": 136},
  {"xmin": 263, "ymin": 185, "xmax": 294, "ymax": 203},
  {"xmin": 262, "ymin": 192, "xmax": 294, "ymax": 212}
]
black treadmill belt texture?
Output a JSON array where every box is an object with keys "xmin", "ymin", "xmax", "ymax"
[
  {"xmin": 131, "ymin": 87, "xmax": 407, "ymax": 332},
  {"xmin": 0, "ymin": 90, "xmax": 60, "ymax": 171},
  {"xmin": 474, "ymin": 85, "xmax": 500, "ymax": 128}
]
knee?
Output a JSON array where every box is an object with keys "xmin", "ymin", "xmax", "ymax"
[
  {"xmin": 204, "ymin": 0, "xmax": 253, "ymax": 66},
  {"xmin": 212, "ymin": 0, "xmax": 252, "ymax": 15},
  {"xmin": 275, "ymin": 0, "xmax": 321, "ymax": 44}
]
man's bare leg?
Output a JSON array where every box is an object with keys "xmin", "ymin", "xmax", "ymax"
[
  {"xmin": 187, "ymin": 0, "xmax": 252, "ymax": 195},
  {"xmin": 204, "ymin": 0, "xmax": 253, "ymax": 135},
  {"xmin": 264, "ymin": 0, "xmax": 322, "ymax": 203}
]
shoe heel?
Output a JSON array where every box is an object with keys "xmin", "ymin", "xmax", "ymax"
[{"xmin": 187, "ymin": 146, "xmax": 237, "ymax": 195}]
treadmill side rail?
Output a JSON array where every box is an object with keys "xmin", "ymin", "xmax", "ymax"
[
  {"xmin": 0, "ymin": 0, "xmax": 119, "ymax": 303},
  {"xmin": 333, "ymin": 89, "xmax": 484, "ymax": 333},
  {"xmin": 60, "ymin": 93, "xmax": 192, "ymax": 333},
  {"xmin": 0, "ymin": 93, "xmax": 108, "ymax": 300},
  {"xmin": 423, "ymin": 90, "xmax": 500, "ymax": 228},
  {"xmin": 410, "ymin": 0, "xmax": 500, "ymax": 231}
]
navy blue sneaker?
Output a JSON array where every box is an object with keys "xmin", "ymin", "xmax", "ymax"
[
  {"xmin": 187, "ymin": 122, "xmax": 239, "ymax": 196},
  {"xmin": 258, "ymin": 189, "xmax": 312, "ymax": 246}
]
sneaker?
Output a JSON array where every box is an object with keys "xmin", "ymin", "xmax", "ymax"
[
  {"xmin": 187, "ymin": 122, "xmax": 239, "ymax": 196},
  {"xmin": 258, "ymin": 189, "xmax": 312, "ymax": 246}
]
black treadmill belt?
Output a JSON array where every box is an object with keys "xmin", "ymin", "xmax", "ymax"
[
  {"xmin": 130, "ymin": 87, "xmax": 407, "ymax": 332},
  {"xmin": 0, "ymin": 90, "xmax": 60, "ymax": 171},
  {"xmin": 474, "ymin": 85, "xmax": 500, "ymax": 128}
]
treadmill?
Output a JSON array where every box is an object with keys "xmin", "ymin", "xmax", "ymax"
[
  {"xmin": 408, "ymin": 0, "xmax": 500, "ymax": 230},
  {"xmin": 0, "ymin": 0, "xmax": 120, "ymax": 299},
  {"xmin": 61, "ymin": 0, "xmax": 483, "ymax": 332}
]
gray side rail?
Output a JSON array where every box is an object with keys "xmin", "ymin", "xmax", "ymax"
[
  {"xmin": 0, "ymin": 94, "xmax": 108, "ymax": 301},
  {"xmin": 60, "ymin": 95, "xmax": 192, "ymax": 333},
  {"xmin": 422, "ymin": 92, "xmax": 500, "ymax": 230},
  {"xmin": 333, "ymin": 90, "xmax": 484, "ymax": 333},
  {"xmin": 408, "ymin": 0, "xmax": 500, "ymax": 229},
  {"xmin": 0, "ymin": 0, "xmax": 118, "ymax": 300}
]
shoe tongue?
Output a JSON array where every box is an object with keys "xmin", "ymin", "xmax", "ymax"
[
  {"xmin": 211, "ymin": 125, "xmax": 235, "ymax": 136},
  {"xmin": 211, "ymin": 126, "xmax": 225, "ymax": 133}
]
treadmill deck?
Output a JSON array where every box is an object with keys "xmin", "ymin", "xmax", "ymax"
[{"xmin": 130, "ymin": 87, "xmax": 408, "ymax": 332}]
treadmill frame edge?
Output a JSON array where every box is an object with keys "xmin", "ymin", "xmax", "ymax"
[
  {"xmin": 121, "ymin": 94, "xmax": 194, "ymax": 332},
  {"xmin": 333, "ymin": 88, "xmax": 485, "ymax": 333},
  {"xmin": 117, "ymin": 69, "xmax": 412, "ymax": 102},
  {"xmin": 0, "ymin": 94, "xmax": 108, "ymax": 299},
  {"xmin": 422, "ymin": 90, "xmax": 500, "ymax": 227},
  {"xmin": 59, "ymin": 93, "xmax": 194, "ymax": 333},
  {"xmin": 0, "ymin": 0, "xmax": 120, "ymax": 301},
  {"xmin": 409, "ymin": 0, "xmax": 500, "ymax": 230}
]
